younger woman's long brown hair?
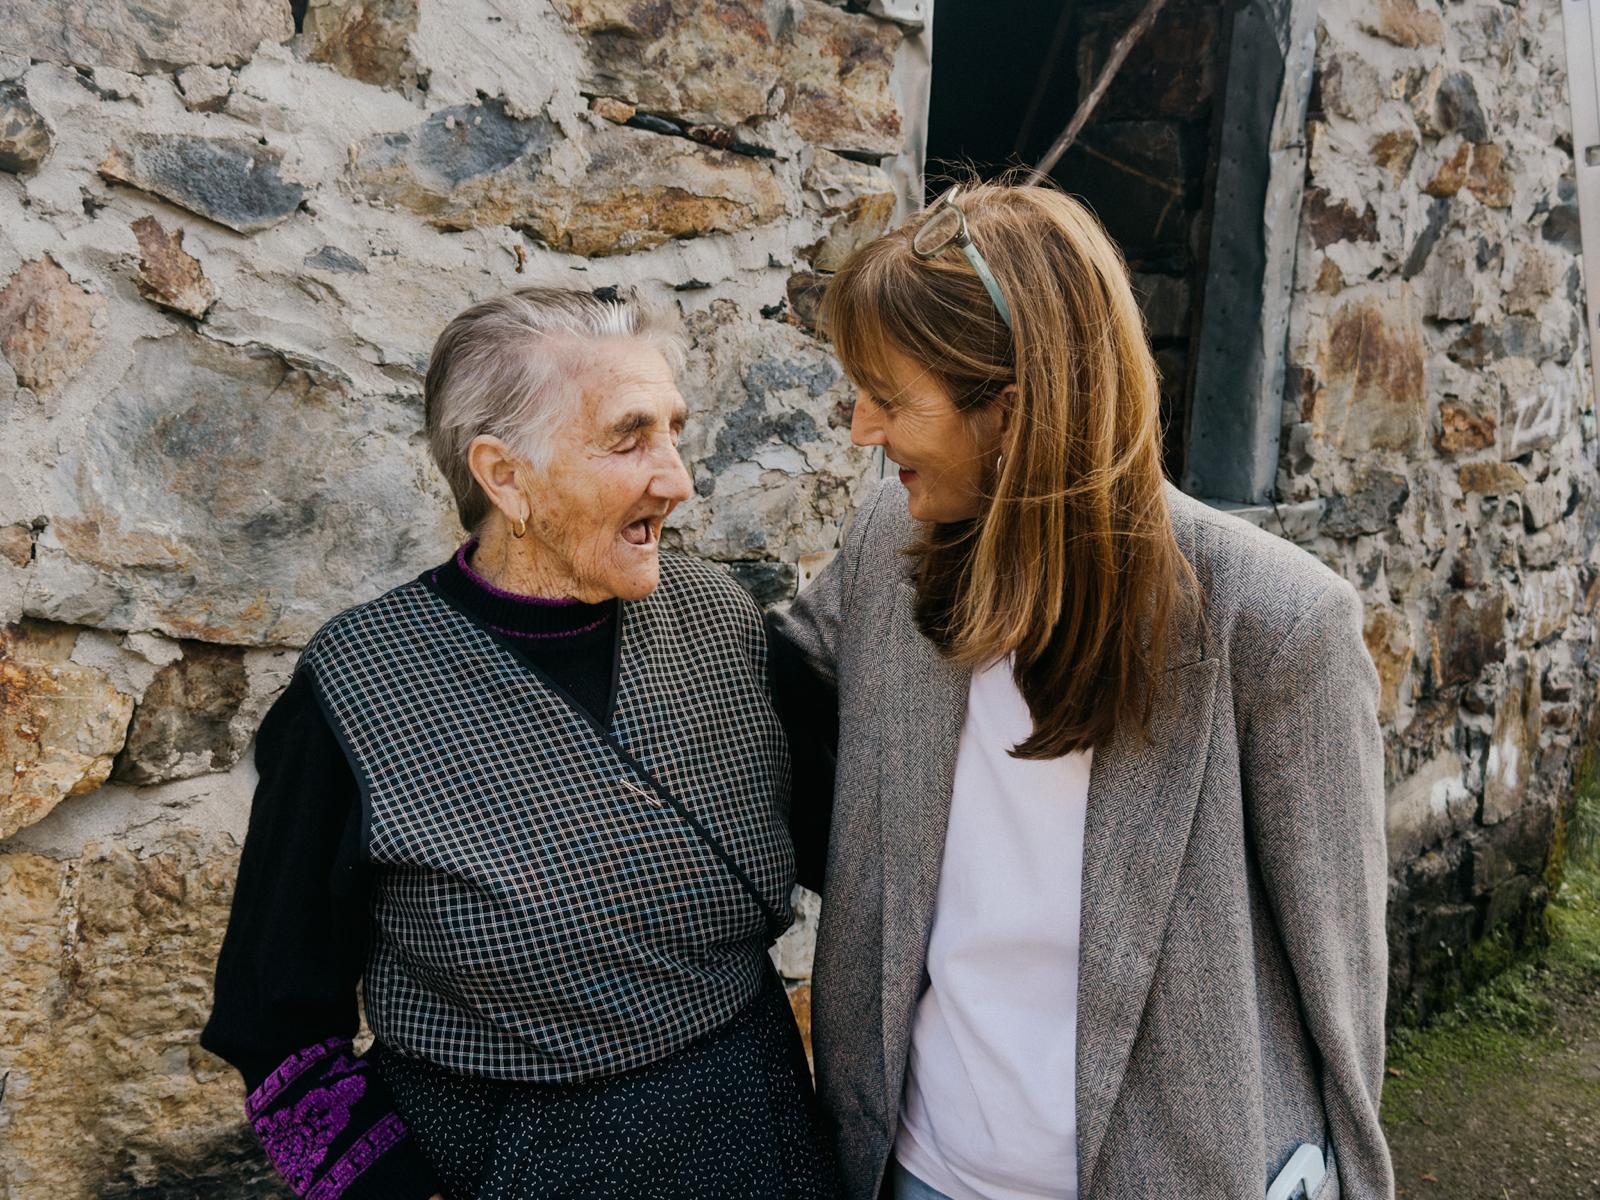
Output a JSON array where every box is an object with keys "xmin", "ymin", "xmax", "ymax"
[{"xmin": 821, "ymin": 181, "xmax": 1201, "ymax": 759}]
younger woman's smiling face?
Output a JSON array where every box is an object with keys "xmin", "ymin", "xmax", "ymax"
[{"xmin": 847, "ymin": 342, "xmax": 1007, "ymax": 524}]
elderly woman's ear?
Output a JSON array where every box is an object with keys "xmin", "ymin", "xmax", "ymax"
[{"xmin": 465, "ymin": 434, "xmax": 531, "ymax": 532}]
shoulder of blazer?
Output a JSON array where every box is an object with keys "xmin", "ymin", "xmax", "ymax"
[
  {"xmin": 842, "ymin": 480, "xmax": 1361, "ymax": 672},
  {"xmin": 835, "ymin": 477, "xmax": 919, "ymax": 612},
  {"xmin": 1165, "ymin": 484, "xmax": 1360, "ymax": 677}
]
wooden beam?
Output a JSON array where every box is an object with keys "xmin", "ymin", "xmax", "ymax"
[{"xmin": 1025, "ymin": 0, "xmax": 1173, "ymax": 184}]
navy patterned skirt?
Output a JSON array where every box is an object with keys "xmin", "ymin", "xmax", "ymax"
[{"xmin": 374, "ymin": 965, "xmax": 839, "ymax": 1199}]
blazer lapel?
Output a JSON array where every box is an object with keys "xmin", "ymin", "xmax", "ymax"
[
  {"xmin": 878, "ymin": 583, "xmax": 970, "ymax": 1112},
  {"xmin": 1074, "ymin": 651, "xmax": 1221, "ymax": 1193}
]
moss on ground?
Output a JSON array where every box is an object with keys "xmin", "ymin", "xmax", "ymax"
[{"xmin": 1381, "ymin": 782, "xmax": 1600, "ymax": 1197}]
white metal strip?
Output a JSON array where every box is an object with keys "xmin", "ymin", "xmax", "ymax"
[{"xmin": 1561, "ymin": 0, "xmax": 1600, "ymax": 397}]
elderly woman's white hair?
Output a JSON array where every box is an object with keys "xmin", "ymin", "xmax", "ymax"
[{"xmin": 424, "ymin": 285, "xmax": 686, "ymax": 530}]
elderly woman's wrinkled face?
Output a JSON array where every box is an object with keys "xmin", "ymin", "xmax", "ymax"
[{"xmin": 524, "ymin": 339, "xmax": 692, "ymax": 601}]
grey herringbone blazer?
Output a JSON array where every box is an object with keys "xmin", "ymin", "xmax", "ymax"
[{"xmin": 772, "ymin": 480, "xmax": 1393, "ymax": 1200}]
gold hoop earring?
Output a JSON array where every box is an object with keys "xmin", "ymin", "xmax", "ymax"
[{"xmin": 511, "ymin": 513, "xmax": 528, "ymax": 539}]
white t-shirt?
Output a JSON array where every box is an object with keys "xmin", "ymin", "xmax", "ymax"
[{"xmin": 893, "ymin": 656, "xmax": 1090, "ymax": 1200}]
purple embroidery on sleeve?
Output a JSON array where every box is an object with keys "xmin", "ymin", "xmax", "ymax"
[
  {"xmin": 254, "ymin": 1074, "xmax": 367, "ymax": 1194},
  {"xmin": 246, "ymin": 1038, "xmax": 347, "ymax": 1121},
  {"xmin": 305, "ymin": 1112, "xmax": 411, "ymax": 1200},
  {"xmin": 246, "ymin": 1044, "xmax": 415, "ymax": 1200}
]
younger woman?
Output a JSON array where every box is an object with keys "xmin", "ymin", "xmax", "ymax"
[{"xmin": 771, "ymin": 183, "xmax": 1392, "ymax": 1200}]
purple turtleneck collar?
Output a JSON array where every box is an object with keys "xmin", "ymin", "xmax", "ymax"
[{"xmin": 426, "ymin": 541, "xmax": 615, "ymax": 641}]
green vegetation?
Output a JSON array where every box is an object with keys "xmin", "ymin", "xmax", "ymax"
[
  {"xmin": 1381, "ymin": 774, "xmax": 1600, "ymax": 1196},
  {"xmin": 1383, "ymin": 865, "xmax": 1600, "ymax": 1117}
]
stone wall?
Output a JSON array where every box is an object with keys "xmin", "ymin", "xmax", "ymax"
[
  {"xmin": 0, "ymin": 2, "xmax": 912, "ymax": 1192},
  {"xmin": 0, "ymin": 0, "xmax": 1596, "ymax": 1192},
  {"xmin": 1277, "ymin": 0, "xmax": 1596, "ymax": 1019}
]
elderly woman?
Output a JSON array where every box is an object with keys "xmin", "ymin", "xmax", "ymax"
[
  {"xmin": 202, "ymin": 287, "xmax": 836, "ymax": 1200},
  {"xmin": 770, "ymin": 183, "xmax": 1392, "ymax": 1200}
]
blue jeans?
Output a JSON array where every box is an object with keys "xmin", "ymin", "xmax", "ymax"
[{"xmin": 890, "ymin": 1160, "xmax": 955, "ymax": 1200}]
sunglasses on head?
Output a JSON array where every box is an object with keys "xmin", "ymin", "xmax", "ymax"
[{"xmin": 910, "ymin": 186, "xmax": 1014, "ymax": 330}]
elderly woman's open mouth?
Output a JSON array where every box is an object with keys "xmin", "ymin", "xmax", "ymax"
[{"xmin": 621, "ymin": 513, "xmax": 665, "ymax": 547}]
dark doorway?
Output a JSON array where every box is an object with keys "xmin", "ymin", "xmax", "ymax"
[{"xmin": 924, "ymin": 0, "xmax": 1232, "ymax": 484}]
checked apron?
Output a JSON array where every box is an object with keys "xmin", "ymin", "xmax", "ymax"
[{"xmin": 300, "ymin": 553, "xmax": 796, "ymax": 1084}]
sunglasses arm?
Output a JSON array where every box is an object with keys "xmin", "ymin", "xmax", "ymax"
[{"xmin": 959, "ymin": 241, "xmax": 1015, "ymax": 329}]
